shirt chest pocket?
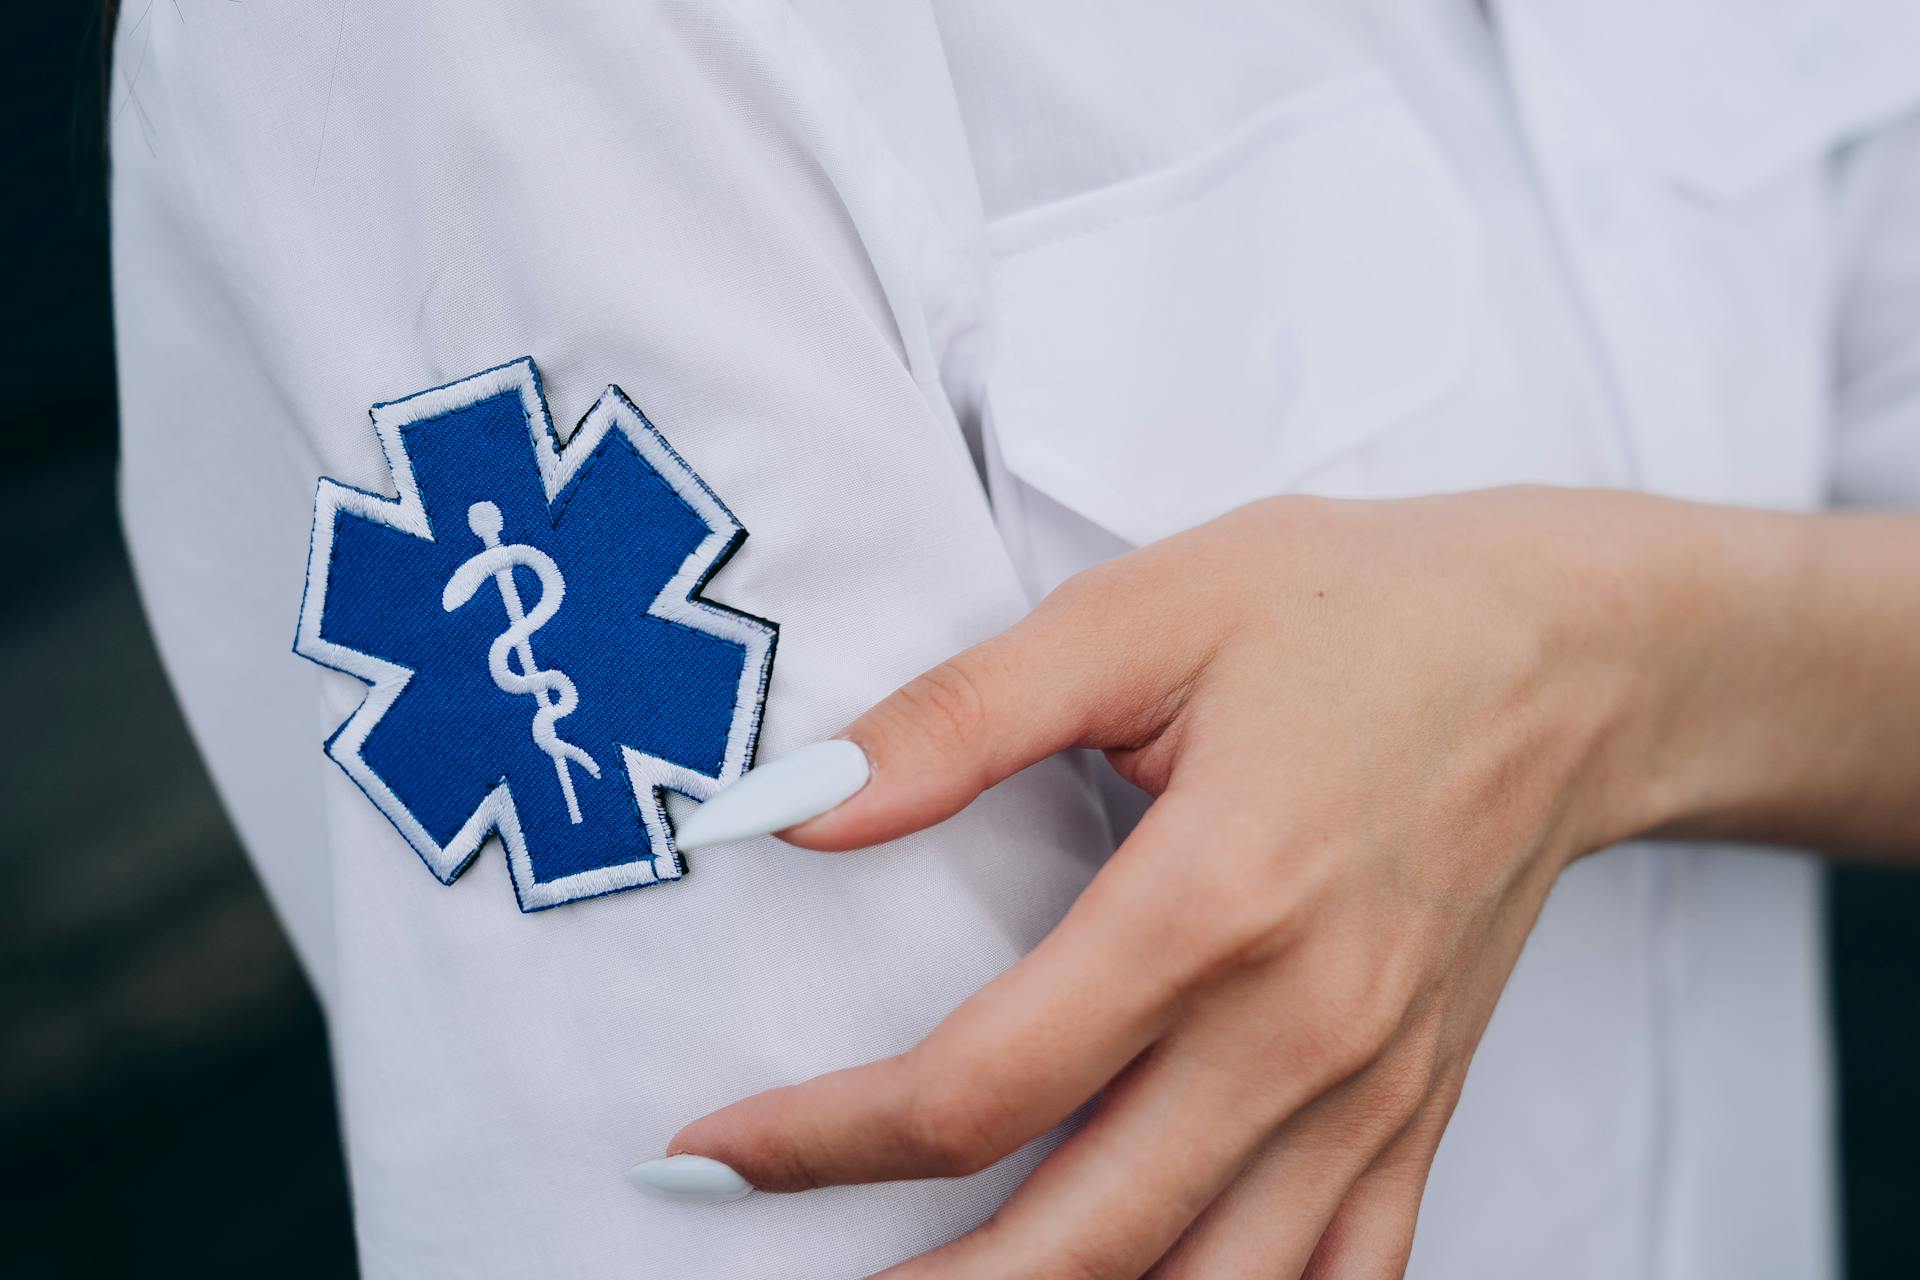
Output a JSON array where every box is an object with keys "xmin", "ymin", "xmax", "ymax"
[{"xmin": 983, "ymin": 73, "xmax": 1486, "ymax": 548}]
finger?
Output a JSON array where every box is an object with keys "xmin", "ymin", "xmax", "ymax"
[
  {"xmin": 877, "ymin": 945, "xmax": 1413, "ymax": 1280},
  {"xmin": 663, "ymin": 797, "xmax": 1216, "ymax": 1192},
  {"xmin": 789, "ymin": 583, "xmax": 1195, "ymax": 851},
  {"xmin": 1300, "ymin": 1070, "xmax": 1459, "ymax": 1280},
  {"xmin": 1147, "ymin": 1058, "xmax": 1439, "ymax": 1280},
  {"xmin": 1300, "ymin": 1117, "xmax": 1445, "ymax": 1280},
  {"xmin": 1145, "ymin": 1112, "xmax": 1381, "ymax": 1279},
  {"xmin": 876, "ymin": 1013, "xmax": 1292, "ymax": 1280},
  {"xmin": 674, "ymin": 574, "xmax": 1199, "ymax": 855}
]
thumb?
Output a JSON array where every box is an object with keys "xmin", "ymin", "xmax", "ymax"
[{"xmin": 672, "ymin": 593, "xmax": 1142, "ymax": 854}]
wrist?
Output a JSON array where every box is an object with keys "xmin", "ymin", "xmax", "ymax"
[
  {"xmin": 1510, "ymin": 489, "xmax": 1768, "ymax": 859},
  {"xmin": 1587, "ymin": 493, "xmax": 1811, "ymax": 850}
]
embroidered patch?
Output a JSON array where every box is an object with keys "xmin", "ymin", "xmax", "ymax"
[{"xmin": 294, "ymin": 358, "xmax": 777, "ymax": 911}]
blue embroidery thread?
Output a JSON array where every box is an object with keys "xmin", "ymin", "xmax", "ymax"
[{"xmin": 294, "ymin": 358, "xmax": 777, "ymax": 911}]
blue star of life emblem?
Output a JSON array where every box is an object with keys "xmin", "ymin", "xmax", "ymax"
[{"xmin": 294, "ymin": 358, "xmax": 777, "ymax": 911}]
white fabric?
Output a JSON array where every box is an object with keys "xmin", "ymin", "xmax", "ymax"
[{"xmin": 108, "ymin": 1, "xmax": 1920, "ymax": 1276}]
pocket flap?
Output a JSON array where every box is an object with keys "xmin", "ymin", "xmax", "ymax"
[{"xmin": 985, "ymin": 74, "xmax": 1484, "ymax": 547}]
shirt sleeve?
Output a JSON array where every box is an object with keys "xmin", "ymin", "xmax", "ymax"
[
  {"xmin": 110, "ymin": 4, "xmax": 1108, "ymax": 1276},
  {"xmin": 1831, "ymin": 107, "xmax": 1920, "ymax": 507}
]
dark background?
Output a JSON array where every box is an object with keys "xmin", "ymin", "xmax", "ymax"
[
  {"xmin": 1, "ymin": 5, "xmax": 355, "ymax": 1276},
  {"xmin": 3, "ymin": 5, "xmax": 1916, "ymax": 1276}
]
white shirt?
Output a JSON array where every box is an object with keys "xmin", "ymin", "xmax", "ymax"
[{"xmin": 110, "ymin": 1, "xmax": 1920, "ymax": 1276}]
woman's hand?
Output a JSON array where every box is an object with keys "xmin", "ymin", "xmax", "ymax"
[{"xmin": 638, "ymin": 487, "xmax": 1898, "ymax": 1277}]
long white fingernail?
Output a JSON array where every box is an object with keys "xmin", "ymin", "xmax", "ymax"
[
  {"xmin": 625, "ymin": 1154, "xmax": 755, "ymax": 1202},
  {"xmin": 672, "ymin": 739, "xmax": 871, "ymax": 851}
]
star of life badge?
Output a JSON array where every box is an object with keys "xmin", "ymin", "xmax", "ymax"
[{"xmin": 294, "ymin": 358, "xmax": 777, "ymax": 911}]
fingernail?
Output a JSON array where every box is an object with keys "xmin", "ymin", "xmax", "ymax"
[
  {"xmin": 625, "ymin": 1154, "xmax": 755, "ymax": 1202},
  {"xmin": 672, "ymin": 739, "xmax": 871, "ymax": 851}
]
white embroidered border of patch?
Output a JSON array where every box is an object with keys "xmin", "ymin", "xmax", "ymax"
[{"xmin": 293, "ymin": 357, "xmax": 777, "ymax": 912}]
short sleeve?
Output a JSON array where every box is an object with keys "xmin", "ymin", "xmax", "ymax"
[{"xmin": 109, "ymin": 3, "xmax": 1110, "ymax": 1276}]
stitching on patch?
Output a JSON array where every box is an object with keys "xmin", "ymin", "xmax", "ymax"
[{"xmin": 292, "ymin": 357, "xmax": 778, "ymax": 912}]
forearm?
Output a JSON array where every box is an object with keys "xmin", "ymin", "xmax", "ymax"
[{"xmin": 1626, "ymin": 499, "xmax": 1920, "ymax": 860}]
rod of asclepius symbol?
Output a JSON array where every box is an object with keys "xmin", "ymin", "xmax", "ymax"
[{"xmin": 441, "ymin": 500, "xmax": 601, "ymax": 823}]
